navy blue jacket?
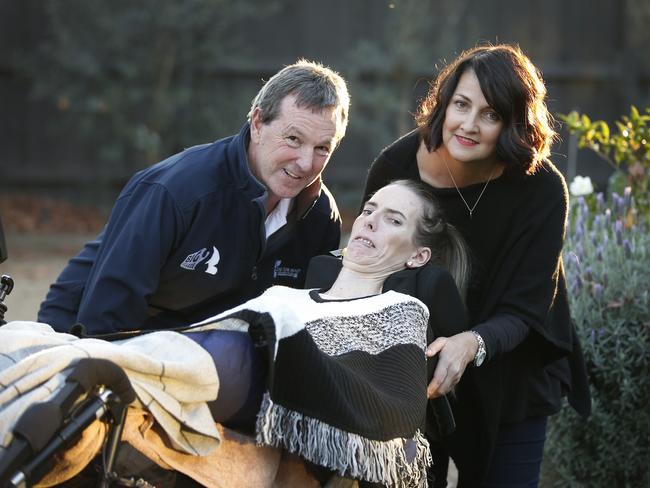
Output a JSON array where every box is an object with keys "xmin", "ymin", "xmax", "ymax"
[{"xmin": 38, "ymin": 125, "xmax": 341, "ymax": 334}]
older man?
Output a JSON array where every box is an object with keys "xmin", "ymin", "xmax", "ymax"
[{"xmin": 38, "ymin": 60, "xmax": 350, "ymax": 334}]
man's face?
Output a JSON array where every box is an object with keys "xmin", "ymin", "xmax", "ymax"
[{"xmin": 248, "ymin": 95, "xmax": 339, "ymax": 211}]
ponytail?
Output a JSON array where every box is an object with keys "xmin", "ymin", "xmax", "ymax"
[{"xmin": 435, "ymin": 222, "xmax": 470, "ymax": 300}]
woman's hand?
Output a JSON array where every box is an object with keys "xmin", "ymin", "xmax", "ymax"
[{"xmin": 425, "ymin": 331, "xmax": 478, "ymax": 398}]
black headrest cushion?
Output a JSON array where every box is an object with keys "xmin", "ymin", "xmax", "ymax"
[{"xmin": 305, "ymin": 254, "xmax": 467, "ymax": 337}]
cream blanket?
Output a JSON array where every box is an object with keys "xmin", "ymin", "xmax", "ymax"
[{"xmin": 0, "ymin": 321, "xmax": 220, "ymax": 458}]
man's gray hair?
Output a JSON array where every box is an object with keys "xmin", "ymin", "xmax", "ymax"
[{"xmin": 248, "ymin": 59, "xmax": 350, "ymax": 144}]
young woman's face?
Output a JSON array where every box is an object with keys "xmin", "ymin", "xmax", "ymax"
[
  {"xmin": 345, "ymin": 184, "xmax": 430, "ymax": 276},
  {"xmin": 442, "ymin": 69, "xmax": 504, "ymax": 165}
]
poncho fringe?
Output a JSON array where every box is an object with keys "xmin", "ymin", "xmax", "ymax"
[{"xmin": 256, "ymin": 393, "xmax": 432, "ymax": 488}]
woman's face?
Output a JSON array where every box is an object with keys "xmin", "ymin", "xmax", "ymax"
[
  {"xmin": 442, "ymin": 68, "xmax": 504, "ymax": 165},
  {"xmin": 344, "ymin": 184, "xmax": 430, "ymax": 276}
]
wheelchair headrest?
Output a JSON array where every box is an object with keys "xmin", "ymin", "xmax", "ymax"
[{"xmin": 304, "ymin": 254, "xmax": 467, "ymax": 338}]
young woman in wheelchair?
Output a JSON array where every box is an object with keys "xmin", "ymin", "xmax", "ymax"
[{"xmin": 1, "ymin": 179, "xmax": 469, "ymax": 488}]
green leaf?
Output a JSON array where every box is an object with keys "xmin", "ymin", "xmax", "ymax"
[
  {"xmin": 592, "ymin": 121, "xmax": 611, "ymax": 145},
  {"xmin": 616, "ymin": 121, "xmax": 628, "ymax": 135}
]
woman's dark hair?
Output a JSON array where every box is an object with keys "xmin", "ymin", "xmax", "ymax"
[
  {"xmin": 415, "ymin": 43, "xmax": 557, "ymax": 175},
  {"xmin": 391, "ymin": 180, "xmax": 470, "ymax": 300}
]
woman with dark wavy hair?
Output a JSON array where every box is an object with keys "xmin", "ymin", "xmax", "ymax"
[{"xmin": 361, "ymin": 44, "xmax": 591, "ymax": 487}]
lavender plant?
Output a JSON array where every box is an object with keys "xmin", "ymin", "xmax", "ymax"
[{"xmin": 543, "ymin": 188, "xmax": 650, "ymax": 487}]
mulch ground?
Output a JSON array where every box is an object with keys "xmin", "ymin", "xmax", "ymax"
[
  {"xmin": 0, "ymin": 195, "xmax": 106, "ymax": 234},
  {"xmin": 0, "ymin": 195, "xmax": 360, "ymax": 234}
]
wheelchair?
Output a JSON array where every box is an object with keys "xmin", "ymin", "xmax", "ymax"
[
  {"xmin": 0, "ymin": 215, "xmax": 465, "ymax": 488},
  {"xmin": 1, "ymin": 217, "xmax": 139, "ymax": 488}
]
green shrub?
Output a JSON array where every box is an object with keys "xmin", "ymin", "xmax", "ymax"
[
  {"xmin": 559, "ymin": 106, "xmax": 650, "ymax": 225},
  {"xmin": 543, "ymin": 190, "xmax": 650, "ymax": 487}
]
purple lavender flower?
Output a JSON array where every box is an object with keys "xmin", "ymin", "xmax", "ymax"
[
  {"xmin": 585, "ymin": 266, "xmax": 593, "ymax": 281},
  {"xmin": 612, "ymin": 192, "xmax": 626, "ymax": 216},
  {"xmin": 624, "ymin": 239, "xmax": 633, "ymax": 258},
  {"xmin": 596, "ymin": 246, "xmax": 604, "ymax": 261},
  {"xmin": 605, "ymin": 208, "xmax": 612, "ymax": 226},
  {"xmin": 596, "ymin": 192, "xmax": 605, "ymax": 210},
  {"xmin": 593, "ymin": 215, "xmax": 602, "ymax": 232},
  {"xmin": 615, "ymin": 220, "xmax": 623, "ymax": 245},
  {"xmin": 592, "ymin": 283, "xmax": 604, "ymax": 300},
  {"xmin": 575, "ymin": 274, "xmax": 583, "ymax": 291},
  {"xmin": 575, "ymin": 212, "xmax": 586, "ymax": 232},
  {"xmin": 589, "ymin": 231, "xmax": 598, "ymax": 247}
]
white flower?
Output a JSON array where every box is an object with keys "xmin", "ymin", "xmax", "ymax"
[{"xmin": 569, "ymin": 175, "xmax": 594, "ymax": 196}]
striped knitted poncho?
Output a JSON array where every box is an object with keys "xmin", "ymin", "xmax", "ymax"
[{"xmin": 194, "ymin": 285, "xmax": 432, "ymax": 487}]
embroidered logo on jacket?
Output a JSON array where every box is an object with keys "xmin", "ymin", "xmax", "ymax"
[
  {"xmin": 273, "ymin": 260, "xmax": 300, "ymax": 279},
  {"xmin": 205, "ymin": 246, "xmax": 220, "ymax": 275},
  {"xmin": 180, "ymin": 248, "xmax": 210, "ymax": 270},
  {"xmin": 180, "ymin": 246, "xmax": 221, "ymax": 275}
]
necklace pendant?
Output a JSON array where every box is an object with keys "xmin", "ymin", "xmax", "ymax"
[{"xmin": 441, "ymin": 153, "xmax": 496, "ymax": 222}]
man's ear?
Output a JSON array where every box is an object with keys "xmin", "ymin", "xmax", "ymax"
[
  {"xmin": 409, "ymin": 247, "xmax": 431, "ymax": 268},
  {"xmin": 250, "ymin": 107, "xmax": 264, "ymax": 143}
]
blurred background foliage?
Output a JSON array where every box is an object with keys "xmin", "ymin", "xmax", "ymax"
[
  {"xmin": 345, "ymin": 0, "xmax": 468, "ymax": 147},
  {"xmin": 2, "ymin": 0, "xmax": 649, "ymax": 213},
  {"xmin": 16, "ymin": 0, "xmax": 278, "ymax": 167},
  {"xmin": 0, "ymin": 1, "xmax": 649, "ymax": 485}
]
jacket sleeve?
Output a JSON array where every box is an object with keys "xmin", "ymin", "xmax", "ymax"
[
  {"xmin": 76, "ymin": 182, "xmax": 184, "ymax": 334},
  {"xmin": 473, "ymin": 314, "xmax": 528, "ymax": 361},
  {"xmin": 37, "ymin": 233, "xmax": 103, "ymax": 332}
]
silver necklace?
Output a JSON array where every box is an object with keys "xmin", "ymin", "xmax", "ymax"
[{"xmin": 441, "ymin": 155, "xmax": 496, "ymax": 219}]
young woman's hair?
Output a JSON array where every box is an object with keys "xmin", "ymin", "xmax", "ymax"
[
  {"xmin": 391, "ymin": 179, "xmax": 471, "ymax": 299},
  {"xmin": 415, "ymin": 43, "xmax": 557, "ymax": 175}
]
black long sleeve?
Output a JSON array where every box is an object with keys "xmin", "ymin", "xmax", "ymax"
[{"xmin": 473, "ymin": 314, "xmax": 528, "ymax": 361}]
